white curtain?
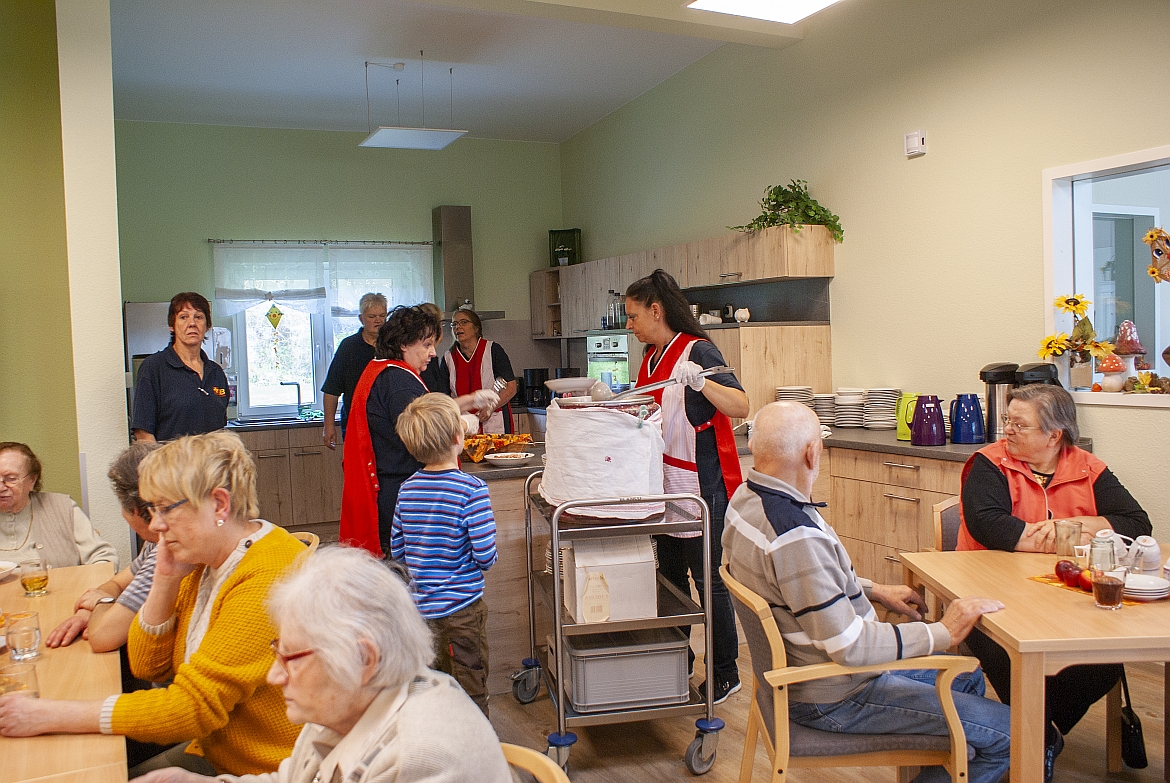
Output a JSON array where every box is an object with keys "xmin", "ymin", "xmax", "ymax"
[
  {"xmin": 328, "ymin": 244, "xmax": 434, "ymax": 317},
  {"xmin": 213, "ymin": 244, "xmax": 328, "ymax": 317}
]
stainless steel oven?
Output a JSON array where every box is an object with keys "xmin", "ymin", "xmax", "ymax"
[{"xmin": 585, "ymin": 330, "xmax": 644, "ymax": 393}]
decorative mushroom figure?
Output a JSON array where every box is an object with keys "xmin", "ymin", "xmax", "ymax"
[
  {"xmin": 1112, "ymin": 320, "xmax": 1147, "ymax": 376},
  {"xmin": 1098, "ymin": 353, "xmax": 1128, "ymax": 392}
]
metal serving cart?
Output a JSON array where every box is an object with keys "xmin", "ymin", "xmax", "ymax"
[{"xmin": 510, "ymin": 470, "xmax": 723, "ymax": 775}]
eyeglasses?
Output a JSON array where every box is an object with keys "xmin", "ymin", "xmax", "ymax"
[
  {"xmin": 1000, "ymin": 415, "xmax": 1039, "ymax": 433},
  {"xmin": 451, "ymin": 319, "xmax": 474, "ymax": 327},
  {"xmin": 146, "ymin": 498, "xmax": 189, "ymax": 519},
  {"xmin": 270, "ymin": 639, "xmax": 314, "ymax": 674},
  {"xmin": 0, "ymin": 474, "xmax": 30, "ymax": 488}
]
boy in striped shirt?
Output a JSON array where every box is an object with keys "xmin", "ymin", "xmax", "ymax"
[{"xmin": 393, "ymin": 393, "xmax": 498, "ymax": 714}]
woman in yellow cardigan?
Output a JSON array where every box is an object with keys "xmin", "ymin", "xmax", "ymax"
[{"xmin": 0, "ymin": 431, "xmax": 303, "ymax": 776}]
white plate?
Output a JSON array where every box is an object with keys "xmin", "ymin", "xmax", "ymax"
[
  {"xmin": 0, "ymin": 560, "xmax": 16, "ymax": 580},
  {"xmin": 1125, "ymin": 573, "xmax": 1170, "ymax": 591},
  {"xmin": 482, "ymin": 452, "xmax": 536, "ymax": 466},
  {"xmin": 1124, "ymin": 591, "xmax": 1169, "ymax": 602},
  {"xmin": 545, "ymin": 377, "xmax": 599, "ymax": 395}
]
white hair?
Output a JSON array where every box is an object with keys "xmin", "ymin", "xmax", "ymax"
[
  {"xmin": 267, "ymin": 546, "xmax": 433, "ymax": 691},
  {"xmin": 359, "ymin": 292, "xmax": 388, "ymax": 315},
  {"xmin": 750, "ymin": 401, "xmax": 822, "ymax": 463}
]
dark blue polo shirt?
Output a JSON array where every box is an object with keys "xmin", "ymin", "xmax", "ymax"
[
  {"xmin": 132, "ymin": 345, "xmax": 229, "ymax": 441},
  {"xmin": 320, "ymin": 330, "xmax": 377, "ymax": 429}
]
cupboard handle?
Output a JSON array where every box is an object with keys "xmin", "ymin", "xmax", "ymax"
[
  {"xmin": 884, "ymin": 555, "xmax": 903, "ymax": 564},
  {"xmin": 293, "ymin": 450, "xmax": 321, "ymax": 457},
  {"xmin": 718, "ymin": 272, "xmax": 743, "ymax": 278},
  {"xmin": 882, "ymin": 461, "xmax": 920, "ymax": 470},
  {"xmin": 883, "ymin": 493, "xmax": 921, "ymax": 503},
  {"xmin": 257, "ymin": 453, "xmax": 286, "ymax": 459}
]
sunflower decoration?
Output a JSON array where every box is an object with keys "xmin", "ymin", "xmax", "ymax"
[
  {"xmin": 1038, "ymin": 333, "xmax": 1069, "ymax": 359},
  {"xmin": 1087, "ymin": 340, "xmax": 1115, "ymax": 359},
  {"xmin": 1053, "ymin": 294, "xmax": 1090, "ymax": 318},
  {"xmin": 1143, "ymin": 227, "xmax": 1170, "ymax": 283}
]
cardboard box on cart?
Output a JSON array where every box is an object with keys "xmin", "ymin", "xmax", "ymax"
[{"xmin": 562, "ymin": 535, "xmax": 657, "ymax": 623}]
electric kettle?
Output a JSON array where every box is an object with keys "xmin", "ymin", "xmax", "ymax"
[{"xmin": 910, "ymin": 395, "xmax": 946, "ymax": 446}]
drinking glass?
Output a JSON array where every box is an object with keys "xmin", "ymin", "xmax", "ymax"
[
  {"xmin": 1054, "ymin": 520, "xmax": 1082, "ymax": 558},
  {"xmin": 19, "ymin": 558, "xmax": 48, "ymax": 597},
  {"xmin": 6, "ymin": 611, "xmax": 41, "ymax": 660},
  {"xmin": 0, "ymin": 662, "xmax": 39, "ymax": 697},
  {"xmin": 1090, "ymin": 568, "xmax": 1125, "ymax": 610}
]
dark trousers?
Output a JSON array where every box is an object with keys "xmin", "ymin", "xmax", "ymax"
[
  {"xmin": 429, "ymin": 598, "xmax": 490, "ymax": 716},
  {"xmin": 654, "ymin": 485, "xmax": 739, "ymax": 682},
  {"xmin": 965, "ymin": 627, "xmax": 1123, "ymax": 736}
]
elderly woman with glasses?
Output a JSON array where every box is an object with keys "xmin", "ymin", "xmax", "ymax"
[
  {"xmin": 0, "ymin": 431, "xmax": 304, "ymax": 778},
  {"xmin": 128, "ymin": 546, "xmax": 513, "ymax": 783},
  {"xmin": 0, "ymin": 441, "xmax": 117, "ymax": 568},
  {"xmin": 956, "ymin": 382, "xmax": 1151, "ymax": 782}
]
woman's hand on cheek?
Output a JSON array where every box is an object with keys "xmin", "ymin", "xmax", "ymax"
[{"xmin": 154, "ymin": 538, "xmax": 197, "ymax": 581}]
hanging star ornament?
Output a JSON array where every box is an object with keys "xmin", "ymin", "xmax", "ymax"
[{"xmin": 266, "ymin": 303, "xmax": 283, "ymax": 329}]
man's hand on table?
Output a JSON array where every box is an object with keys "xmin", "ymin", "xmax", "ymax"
[
  {"xmin": 131, "ymin": 769, "xmax": 216, "ymax": 783},
  {"xmin": 940, "ymin": 597, "xmax": 1005, "ymax": 646},
  {"xmin": 47, "ymin": 610, "xmax": 91, "ymax": 648},
  {"xmin": 868, "ymin": 583, "xmax": 927, "ymax": 621}
]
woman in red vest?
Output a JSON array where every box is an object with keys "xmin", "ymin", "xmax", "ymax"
[
  {"xmin": 340, "ymin": 306, "xmax": 498, "ymax": 556},
  {"xmin": 440, "ymin": 308, "xmax": 517, "ymax": 434},
  {"xmin": 957, "ymin": 383, "xmax": 1150, "ymax": 782},
  {"xmin": 625, "ymin": 269, "xmax": 749, "ymax": 705}
]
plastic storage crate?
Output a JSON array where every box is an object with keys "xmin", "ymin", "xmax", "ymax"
[{"xmin": 557, "ymin": 628, "xmax": 689, "ymax": 713}]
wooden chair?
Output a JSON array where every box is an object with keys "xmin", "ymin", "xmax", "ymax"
[
  {"xmin": 721, "ymin": 565, "xmax": 977, "ymax": 783},
  {"xmin": 290, "ymin": 531, "xmax": 320, "ymax": 553},
  {"xmin": 501, "ymin": 743, "xmax": 571, "ymax": 783}
]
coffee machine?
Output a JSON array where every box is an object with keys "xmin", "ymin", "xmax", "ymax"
[
  {"xmin": 524, "ymin": 368, "xmax": 550, "ymax": 409},
  {"xmin": 979, "ymin": 363, "xmax": 1018, "ymax": 442}
]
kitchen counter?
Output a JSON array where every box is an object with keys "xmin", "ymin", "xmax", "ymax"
[
  {"xmin": 703, "ymin": 320, "xmax": 830, "ymax": 329},
  {"xmin": 822, "ymin": 427, "xmax": 1092, "ymax": 462},
  {"xmin": 226, "ymin": 418, "xmax": 325, "ymax": 433},
  {"xmin": 462, "ymin": 445, "xmax": 546, "ymax": 482}
]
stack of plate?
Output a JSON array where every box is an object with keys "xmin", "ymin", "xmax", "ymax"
[
  {"xmin": 776, "ymin": 386, "xmax": 814, "ymax": 408},
  {"xmin": 834, "ymin": 390, "xmax": 865, "ymax": 428},
  {"xmin": 812, "ymin": 394, "xmax": 836, "ymax": 426},
  {"xmin": 863, "ymin": 388, "xmax": 900, "ymax": 430},
  {"xmin": 1123, "ymin": 573, "xmax": 1170, "ymax": 602}
]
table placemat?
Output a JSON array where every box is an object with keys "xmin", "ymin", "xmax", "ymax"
[{"xmin": 1028, "ymin": 573, "xmax": 1143, "ymax": 606}]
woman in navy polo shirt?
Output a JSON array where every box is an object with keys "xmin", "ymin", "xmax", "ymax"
[{"xmin": 131, "ymin": 292, "xmax": 229, "ymax": 443}]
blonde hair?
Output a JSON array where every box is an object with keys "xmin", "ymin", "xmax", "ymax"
[
  {"xmin": 396, "ymin": 393, "xmax": 463, "ymax": 465},
  {"xmin": 138, "ymin": 431, "xmax": 259, "ymax": 520},
  {"xmin": 359, "ymin": 293, "xmax": 388, "ymax": 315}
]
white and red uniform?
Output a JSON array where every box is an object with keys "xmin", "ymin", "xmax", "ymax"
[
  {"xmin": 638, "ymin": 333, "xmax": 742, "ymax": 532},
  {"xmin": 446, "ymin": 339, "xmax": 512, "ymax": 434}
]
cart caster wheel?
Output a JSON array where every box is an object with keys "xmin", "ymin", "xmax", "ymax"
[
  {"xmin": 685, "ymin": 735, "xmax": 716, "ymax": 775},
  {"xmin": 546, "ymin": 747, "xmax": 570, "ymax": 774},
  {"xmin": 511, "ymin": 669, "xmax": 540, "ymax": 704}
]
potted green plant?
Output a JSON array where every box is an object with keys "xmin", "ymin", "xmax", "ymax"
[{"xmin": 729, "ymin": 180, "xmax": 844, "ymax": 242}]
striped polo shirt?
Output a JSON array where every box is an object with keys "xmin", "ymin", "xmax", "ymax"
[{"xmin": 391, "ymin": 469, "xmax": 498, "ymax": 619}]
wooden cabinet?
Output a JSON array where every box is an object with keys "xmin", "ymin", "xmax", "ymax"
[
  {"xmin": 558, "ymin": 262, "xmax": 590, "ymax": 337},
  {"xmin": 528, "ymin": 268, "xmax": 561, "ymax": 338},
  {"xmin": 707, "ymin": 325, "xmax": 832, "ymax": 421},
  {"xmin": 687, "ymin": 225, "xmax": 834, "ymax": 288},
  {"xmin": 237, "ymin": 427, "xmax": 343, "ymax": 542},
  {"xmin": 647, "ymin": 244, "xmax": 688, "ymax": 287},
  {"xmin": 828, "ymin": 447, "xmax": 962, "ymax": 582}
]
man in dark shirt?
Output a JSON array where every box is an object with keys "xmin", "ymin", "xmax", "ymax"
[{"xmin": 321, "ymin": 293, "xmax": 385, "ymax": 449}]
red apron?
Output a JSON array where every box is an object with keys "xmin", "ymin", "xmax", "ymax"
[
  {"xmin": 340, "ymin": 359, "xmax": 428, "ymax": 557},
  {"xmin": 638, "ymin": 334, "xmax": 743, "ymax": 514},
  {"xmin": 446, "ymin": 339, "xmax": 513, "ymax": 435}
]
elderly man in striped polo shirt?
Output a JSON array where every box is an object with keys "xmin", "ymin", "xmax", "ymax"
[{"xmin": 721, "ymin": 401, "xmax": 1012, "ymax": 783}]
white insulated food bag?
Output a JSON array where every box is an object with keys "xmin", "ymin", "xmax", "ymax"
[{"xmin": 539, "ymin": 400, "xmax": 665, "ymax": 518}]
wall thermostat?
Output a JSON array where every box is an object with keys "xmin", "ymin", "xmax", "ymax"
[{"xmin": 905, "ymin": 131, "xmax": 926, "ymax": 158}]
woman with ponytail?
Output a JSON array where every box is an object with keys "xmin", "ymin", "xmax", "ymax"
[{"xmin": 624, "ymin": 269, "xmax": 749, "ymax": 704}]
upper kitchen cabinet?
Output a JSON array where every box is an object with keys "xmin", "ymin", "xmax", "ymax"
[
  {"xmin": 648, "ymin": 244, "xmax": 688, "ymax": 288},
  {"xmin": 686, "ymin": 225, "xmax": 834, "ymax": 288},
  {"xmin": 559, "ymin": 262, "xmax": 590, "ymax": 337},
  {"xmin": 529, "ymin": 268, "xmax": 562, "ymax": 338}
]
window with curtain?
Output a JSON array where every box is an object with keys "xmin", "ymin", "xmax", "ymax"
[{"xmin": 213, "ymin": 242, "xmax": 434, "ymax": 420}]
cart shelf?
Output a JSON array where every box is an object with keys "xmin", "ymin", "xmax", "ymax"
[{"xmin": 533, "ymin": 571, "xmax": 704, "ymax": 636}]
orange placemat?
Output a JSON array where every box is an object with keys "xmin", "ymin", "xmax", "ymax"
[{"xmin": 1029, "ymin": 573, "xmax": 1143, "ymax": 606}]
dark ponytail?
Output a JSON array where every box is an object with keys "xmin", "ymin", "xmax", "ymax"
[{"xmin": 624, "ymin": 269, "xmax": 706, "ymax": 340}]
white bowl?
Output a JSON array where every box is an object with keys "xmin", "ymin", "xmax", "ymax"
[
  {"xmin": 0, "ymin": 561, "xmax": 16, "ymax": 580},
  {"xmin": 545, "ymin": 377, "xmax": 599, "ymax": 395},
  {"xmin": 482, "ymin": 452, "xmax": 536, "ymax": 467}
]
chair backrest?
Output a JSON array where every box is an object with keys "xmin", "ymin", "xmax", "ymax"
[
  {"xmin": 500, "ymin": 743, "xmax": 570, "ymax": 783},
  {"xmin": 290, "ymin": 531, "xmax": 320, "ymax": 553},
  {"xmin": 933, "ymin": 496, "xmax": 961, "ymax": 552},
  {"xmin": 721, "ymin": 565, "xmax": 788, "ymax": 742}
]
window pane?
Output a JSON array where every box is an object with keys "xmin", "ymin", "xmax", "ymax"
[
  {"xmin": 332, "ymin": 316, "xmax": 360, "ymax": 353},
  {"xmin": 244, "ymin": 303, "xmax": 314, "ymax": 408}
]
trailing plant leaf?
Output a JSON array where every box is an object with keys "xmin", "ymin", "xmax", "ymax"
[{"xmin": 728, "ymin": 180, "xmax": 844, "ymax": 242}]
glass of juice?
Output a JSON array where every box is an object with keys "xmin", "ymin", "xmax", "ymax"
[
  {"xmin": 0, "ymin": 662, "xmax": 39, "ymax": 697},
  {"xmin": 6, "ymin": 611, "xmax": 41, "ymax": 660},
  {"xmin": 1090, "ymin": 569, "xmax": 1125, "ymax": 610},
  {"xmin": 19, "ymin": 558, "xmax": 48, "ymax": 597}
]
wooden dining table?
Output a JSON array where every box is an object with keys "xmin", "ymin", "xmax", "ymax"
[
  {"xmin": 900, "ymin": 549, "xmax": 1170, "ymax": 783},
  {"xmin": 0, "ymin": 562, "xmax": 127, "ymax": 783}
]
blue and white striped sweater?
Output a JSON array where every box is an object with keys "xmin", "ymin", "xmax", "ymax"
[{"xmin": 391, "ymin": 469, "xmax": 498, "ymax": 619}]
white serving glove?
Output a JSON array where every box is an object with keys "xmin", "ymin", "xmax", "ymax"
[
  {"xmin": 460, "ymin": 413, "xmax": 481, "ymax": 435},
  {"xmin": 471, "ymin": 389, "xmax": 501, "ymax": 411},
  {"xmin": 671, "ymin": 360, "xmax": 706, "ymax": 391}
]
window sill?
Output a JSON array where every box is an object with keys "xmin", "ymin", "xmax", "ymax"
[{"xmin": 1071, "ymin": 391, "xmax": 1170, "ymax": 409}]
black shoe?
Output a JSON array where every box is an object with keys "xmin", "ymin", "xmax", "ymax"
[
  {"xmin": 712, "ymin": 676, "xmax": 741, "ymax": 705},
  {"xmin": 1044, "ymin": 722, "xmax": 1064, "ymax": 783}
]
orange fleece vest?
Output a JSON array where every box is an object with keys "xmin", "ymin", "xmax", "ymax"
[{"xmin": 956, "ymin": 439, "xmax": 1105, "ymax": 551}]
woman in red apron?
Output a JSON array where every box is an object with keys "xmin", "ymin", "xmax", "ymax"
[
  {"xmin": 341, "ymin": 306, "xmax": 499, "ymax": 557},
  {"xmin": 625, "ymin": 269, "xmax": 749, "ymax": 705},
  {"xmin": 441, "ymin": 308, "xmax": 517, "ymax": 434}
]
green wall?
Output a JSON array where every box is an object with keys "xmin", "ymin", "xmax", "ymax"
[
  {"xmin": 115, "ymin": 122, "xmax": 563, "ymax": 316},
  {"xmin": 559, "ymin": 0, "xmax": 1170, "ymax": 534},
  {"xmin": 0, "ymin": 0, "xmax": 82, "ymax": 500}
]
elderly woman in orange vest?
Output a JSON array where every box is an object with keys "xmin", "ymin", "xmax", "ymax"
[
  {"xmin": 439, "ymin": 308, "xmax": 517, "ymax": 434},
  {"xmin": 957, "ymin": 382, "xmax": 1151, "ymax": 782}
]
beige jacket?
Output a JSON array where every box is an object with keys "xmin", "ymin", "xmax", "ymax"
[{"xmin": 219, "ymin": 671, "xmax": 512, "ymax": 783}]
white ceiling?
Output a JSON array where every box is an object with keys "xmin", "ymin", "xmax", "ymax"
[{"xmin": 109, "ymin": 0, "xmax": 803, "ymax": 143}]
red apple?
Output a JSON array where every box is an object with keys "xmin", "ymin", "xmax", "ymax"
[
  {"xmin": 1055, "ymin": 560, "xmax": 1076, "ymax": 579},
  {"xmin": 1078, "ymin": 569, "xmax": 1094, "ymax": 592},
  {"xmin": 1061, "ymin": 565, "xmax": 1083, "ymax": 588}
]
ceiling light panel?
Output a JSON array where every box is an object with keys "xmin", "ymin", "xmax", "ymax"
[
  {"xmin": 360, "ymin": 127, "xmax": 467, "ymax": 150},
  {"xmin": 686, "ymin": 0, "xmax": 844, "ymax": 25}
]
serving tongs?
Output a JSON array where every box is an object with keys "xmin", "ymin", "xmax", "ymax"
[{"xmin": 591, "ymin": 365, "xmax": 735, "ymax": 401}]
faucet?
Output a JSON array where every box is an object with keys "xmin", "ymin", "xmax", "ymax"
[{"xmin": 280, "ymin": 381, "xmax": 301, "ymax": 412}]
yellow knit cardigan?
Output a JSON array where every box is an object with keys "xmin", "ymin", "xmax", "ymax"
[{"xmin": 112, "ymin": 526, "xmax": 304, "ymax": 775}]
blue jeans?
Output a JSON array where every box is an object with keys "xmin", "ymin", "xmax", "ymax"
[{"xmin": 788, "ymin": 667, "xmax": 1011, "ymax": 783}]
